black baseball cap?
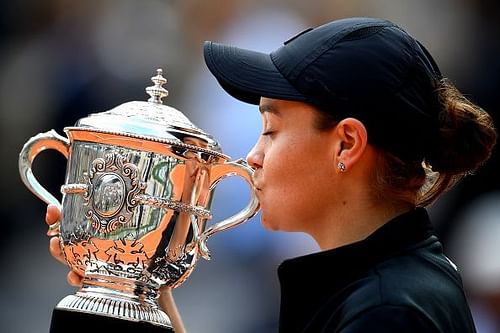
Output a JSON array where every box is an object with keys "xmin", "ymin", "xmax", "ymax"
[{"xmin": 204, "ymin": 17, "xmax": 444, "ymax": 161}]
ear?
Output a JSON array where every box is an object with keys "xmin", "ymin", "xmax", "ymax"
[{"xmin": 334, "ymin": 118, "xmax": 368, "ymax": 172}]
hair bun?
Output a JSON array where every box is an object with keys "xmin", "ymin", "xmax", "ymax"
[{"xmin": 426, "ymin": 79, "xmax": 497, "ymax": 175}]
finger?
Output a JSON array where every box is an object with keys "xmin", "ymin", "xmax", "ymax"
[
  {"xmin": 46, "ymin": 204, "xmax": 61, "ymax": 226},
  {"xmin": 67, "ymin": 271, "xmax": 83, "ymax": 287},
  {"xmin": 159, "ymin": 286, "xmax": 173, "ymax": 300},
  {"xmin": 49, "ymin": 236, "xmax": 67, "ymax": 265},
  {"xmin": 159, "ymin": 286, "xmax": 187, "ymax": 333}
]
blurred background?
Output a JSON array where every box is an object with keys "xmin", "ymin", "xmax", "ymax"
[{"xmin": 1, "ymin": 0, "xmax": 499, "ymax": 332}]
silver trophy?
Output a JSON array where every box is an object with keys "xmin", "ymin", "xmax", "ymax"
[{"xmin": 18, "ymin": 69, "xmax": 260, "ymax": 329}]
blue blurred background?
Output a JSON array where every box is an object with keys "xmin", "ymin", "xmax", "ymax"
[{"xmin": 1, "ymin": 1, "xmax": 499, "ymax": 332}]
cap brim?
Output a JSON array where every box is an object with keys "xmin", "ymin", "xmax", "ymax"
[{"xmin": 203, "ymin": 41, "xmax": 306, "ymax": 105}]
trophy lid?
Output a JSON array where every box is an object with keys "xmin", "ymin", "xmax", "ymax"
[{"xmin": 69, "ymin": 68, "xmax": 225, "ymax": 157}]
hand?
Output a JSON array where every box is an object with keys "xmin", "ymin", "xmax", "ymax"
[
  {"xmin": 46, "ymin": 204, "xmax": 83, "ymax": 287},
  {"xmin": 159, "ymin": 286, "xmax": 187, "ymax": 333}
]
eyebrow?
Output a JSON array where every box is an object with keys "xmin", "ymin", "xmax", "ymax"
[{"xmin": 259, "ymin": 104, "xmax": 280, "ymax": 115}]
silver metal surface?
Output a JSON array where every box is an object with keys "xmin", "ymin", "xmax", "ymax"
[{"xmin": 18, "ymin": 69, "xmax": 260, "ymax": 328}]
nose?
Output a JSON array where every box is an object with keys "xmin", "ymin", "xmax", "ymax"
[{"xmin": 246, "ymin": 140, "xmax": 264, "ymax": 169}]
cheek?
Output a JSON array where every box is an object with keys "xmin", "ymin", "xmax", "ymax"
[{"xmin": 260, "ymin": 139, "xmax": 333, "ymax": 230}]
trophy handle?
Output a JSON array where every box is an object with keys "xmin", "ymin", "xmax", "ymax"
[
  {"xmin": 19, "ymin": 130, "xmax": 70, "ymax": 235},
  {"xmin": 198, "ymin": 158, "xmax": 260, "ymax": 259}
]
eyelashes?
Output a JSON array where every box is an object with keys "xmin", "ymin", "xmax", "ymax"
[{"xmin": 262, "ymin": 130, "xmax": 275, "ymax": 136}]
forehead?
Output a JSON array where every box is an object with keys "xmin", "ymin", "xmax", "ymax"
[
  {"xmin": 258, "ymin": 97, "xmax": 319, "ymax": 116},
  {"xmin": 259, "ymin": 98, "xmax": 281, "ymax": 115},
  {"xmin": 258, "ymin": 97, "xmax": 325, "ymax": 130}
]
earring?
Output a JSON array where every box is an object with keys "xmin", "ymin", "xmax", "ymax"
[{"xmin": 337, "ymin": 161, "xmax": 346, "ymax": 172}]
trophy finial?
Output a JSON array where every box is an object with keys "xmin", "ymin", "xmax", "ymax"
[{"xmin": 146, "ymin": 68, "xmax": 169, "ymax": 104}]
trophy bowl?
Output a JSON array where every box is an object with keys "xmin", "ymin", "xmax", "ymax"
[{"xmin": 18, "ymin": 69, "xmax": 260, "ymax": 330}]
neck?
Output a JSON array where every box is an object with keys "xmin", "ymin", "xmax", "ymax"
[{"xmin": 310, "ymin": 195, "xmax": 413, "ymax": 251}]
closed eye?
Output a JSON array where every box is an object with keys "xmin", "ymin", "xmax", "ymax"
[{"xmin": 262, "ymin": 130, "xmax": 275, "ymax": 136}]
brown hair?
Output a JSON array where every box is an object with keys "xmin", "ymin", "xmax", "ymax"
[
  {"xmin": 314, "ymin": 78, "xmax": 497, "ymax": 207},
  {"xmin": 375, "ymin": 78, "xmax": 497, "ymax": 207}
]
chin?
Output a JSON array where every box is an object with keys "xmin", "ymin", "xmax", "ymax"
[{"xmin": 260, "ymin": 216, "xmax": 280, "ymax": 231}]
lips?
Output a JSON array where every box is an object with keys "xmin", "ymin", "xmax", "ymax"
[
  {"xmin": 251, "ymin": 173, "xmax": 262, "ymax": 192},
  {"xmin": 253, "ymin": 186, "xmax": 262, "ymax": 201},
  {"xmin": 252, "ymin": 181, "xmax": 262, "ymax": 193}
]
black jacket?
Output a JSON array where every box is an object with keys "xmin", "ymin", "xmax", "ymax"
[{"xmin": 277, "ymin": 208, "xmax": 477, "ymax": 332}]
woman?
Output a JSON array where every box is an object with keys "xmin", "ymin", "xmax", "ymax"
[{"xmin": 48, "ymin": 17, "xmax": 496, "ymax": 332}]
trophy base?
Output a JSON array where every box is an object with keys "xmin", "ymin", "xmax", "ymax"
[
  {"xmin": 53, "ymin": 292, "xmax": 173, "ymax": 331},
  {"xmin": 50, "ymin": 308, "xmax": 174, "ymax": 332}
]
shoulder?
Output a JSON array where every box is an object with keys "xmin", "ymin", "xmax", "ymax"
[
  {"xmin": 335, "ymin": 242, "xmax": 474, "ymax": 332},
  {"xmin": 337, "ymin": 304, "xmax": 438, "ymax": 333},
  {"xmin": 345, "ymin": 240, "xmax": 461, "ymax": 301},
  {"xmin": 373, "ymin": 239, "xmax": 467, "ymax": 306}
]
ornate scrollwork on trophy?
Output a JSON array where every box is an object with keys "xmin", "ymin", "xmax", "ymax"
[
  {"xmin": 83, "ymin": 152, "xmax": 146, "ymax": 234},
  {"xmin": 149, "ymin": 252, "xmax": 195, "ymax": 286},
  {"xmin": 62, "ymin": 227, "xmax": 100, "ymax": 273},
  {"xmin": 102, "ymin": 238, "xmax": 150, "ymax": 278}
]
